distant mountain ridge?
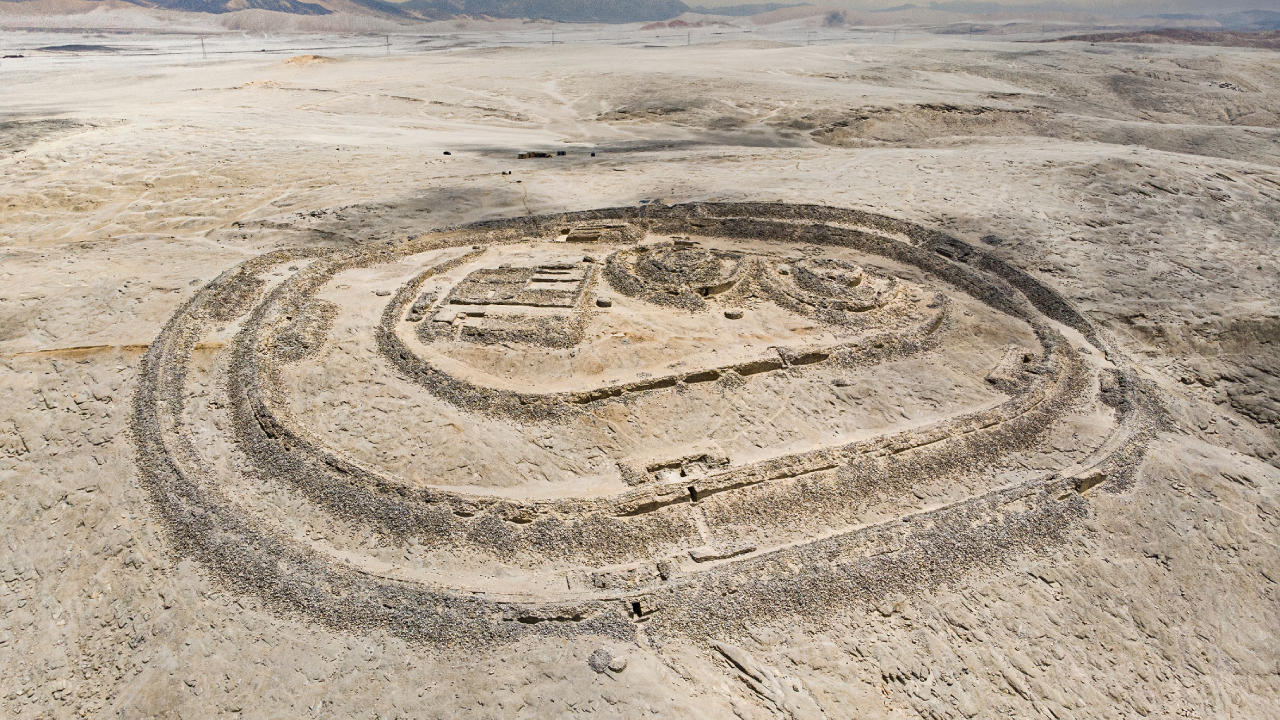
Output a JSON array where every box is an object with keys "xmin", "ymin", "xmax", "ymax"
[
  {"xmin": 146, "ymin": 0, "xmax": 330, "ymax": 12},
  {"xmin": 688, "ymin": 3, "xmax": 800, "ymax": 16},
  {"xmin": 871, "ymin": 1, "xmax": 1088, "ymax": 11},
  {"xmin": 0, "ymin": 0, "xmax": 425, "ymax": 16},
  {"xmin": 0, "ymin": 0, "xmax": 333, "ymax": 10},
  {"xmin": 12, "ymin": 0, "xmax": 1275, "ymax": 29},
  {"xmin": 1188, "ymin": 10, "xmax": 1280, "ymax": 31},
  {"xmin": 1055, "ymin": 27, "xmax": 1280, "ymax": 48},
  {"xmin": 398, "ymin": 0, "xmax": 803, "ymax": 22},
  {"xmin": 398, "ymin": 0, "xmax": 690, "ymax": 23},
  {"xmin": 872, "ymin": 2, "xmax": 1280, "ymax": 29},
  {"xmin": 0, "ymin": 0, "xmax": 801, "ymax": 21}
]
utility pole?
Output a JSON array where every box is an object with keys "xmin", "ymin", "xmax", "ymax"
[{"xmin": 201, "ymin": 37, "xmax": 207, "ymax": 59}]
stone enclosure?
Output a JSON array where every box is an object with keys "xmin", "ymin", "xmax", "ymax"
[{"xmin": 132, "ymin": 202, "xmax": 1163, "ymax": 650}]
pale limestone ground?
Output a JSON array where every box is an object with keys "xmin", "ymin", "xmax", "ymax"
[{"xmin": 2, "ymin": 33, "xmax": 1279, "ymax": 719}]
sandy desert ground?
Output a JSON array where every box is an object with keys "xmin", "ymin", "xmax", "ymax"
[{"xmin": 2, "ymin": 24, "xmax": 1280, "ymax": 720}]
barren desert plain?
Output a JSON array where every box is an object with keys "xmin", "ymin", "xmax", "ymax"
[{"xmin": 1, "ymin": 11, "xmax": 1280, "ymax": 720}]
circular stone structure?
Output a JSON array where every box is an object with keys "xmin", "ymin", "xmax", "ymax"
[{"xmin": 132, "ymin": 202, "xmax": 1163, "ymax": 649}]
